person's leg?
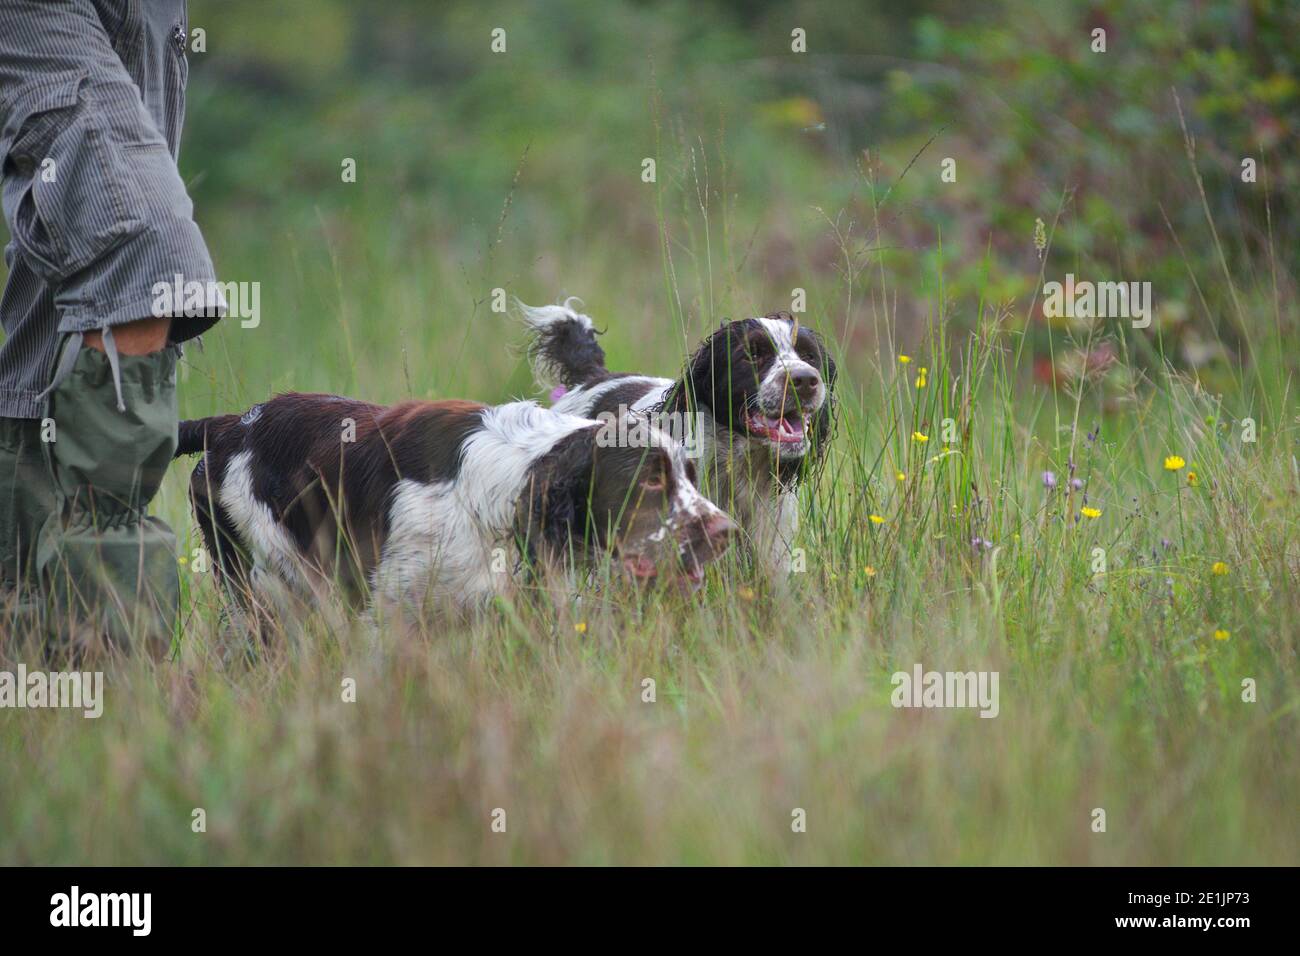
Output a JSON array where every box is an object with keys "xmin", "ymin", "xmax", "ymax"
[
  {"xmin": 0, "ymin": 0, "xmax": 220, "ymax": 651},
  {"xmin": 0, "ymin": 255, "xmax": 60, "ymax": 593},
  {"xmin": 35, "ymin": 331, "xmax": 182, "ymax": 654},
  {"xmin": 0, "ymin": 416, "xmax": 55, "ymax": 588},
  {"xmin": 0, "ymin": 276, "xmax": 173, "ymax": 589}
]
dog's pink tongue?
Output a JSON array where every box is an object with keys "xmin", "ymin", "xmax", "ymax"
[
  {"xmin": 750, "ymin": 413, "xmax": 804, "ymax": 443},
  {"xmin": 623, "ymin": 555, "xmax": 656, "ymax": 580},
  {"xmin": 549, "ymin": 385, "xmax": 568, "ymax": 402}
]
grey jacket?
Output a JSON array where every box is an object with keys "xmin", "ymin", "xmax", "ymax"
[{"xmin": 0, "ymin": 0, "xmax": 219, "ymax": 419}]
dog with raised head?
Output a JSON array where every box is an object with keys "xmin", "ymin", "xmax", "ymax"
[
  {"xmin": 175, "ymin": 392, "xmax": 736, "ymax": 621},
  {"xmin": 520, "ymin": 299, "xmax": 836, "ymax": 576}
]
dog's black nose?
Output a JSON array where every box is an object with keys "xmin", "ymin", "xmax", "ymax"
[
  {"xmin": 704, "ymin": 513, "xmax": 738, "ymax": 548},
  {"xmin": 685, "ymin": 512, "xmax": 739, "ymax": 561},
  {"xmin": 789, "ymin": 368, "xmax": 821, "ymax": 403}
]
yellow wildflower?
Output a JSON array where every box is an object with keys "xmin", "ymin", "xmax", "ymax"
[
  {"xmin": 898, "ymin": 354, "xmax": 912, "ymax": 365},
  {"xmin": 1163, "ymin": 455, "xmax": 1186, "ymax": 471},
  {"xmin": 1211, "ymin": 561, "xmax": 1229, "ymax": 576},
  {"xmin": 1081, "ymin": 506, "xmax": 1102, "ymax": 519},
  {"xmin": 574, "ymin": 621, "xmax": 587, "ymax": 634},
  {"xmin": 868, "ymin": 514, "xmax": 885, "ymax": 525},
  {"xmin": 1213, "ymin": 629, "xmax": 1230, "ymax": 641},
  {"xmin": 912, "ymin": 431, "xmax": 929, "ymax": 443}
]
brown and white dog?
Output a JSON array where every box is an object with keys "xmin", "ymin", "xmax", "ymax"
[
  {"xmin": 520, "ymin": 300, "xmax": 836, "ymax": 576},
  {"xmin": 174, "ymin": 393, "xmax": 736, "ymax": 619}
]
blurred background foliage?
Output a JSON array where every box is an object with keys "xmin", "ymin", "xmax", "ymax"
[
  {"xmin": 2, "ymin": 0, "xmax": 1297, "ymax": 867},
  {"xmin": 172, "ymin": 0, "xmax": 1295, "ymax": 407}
]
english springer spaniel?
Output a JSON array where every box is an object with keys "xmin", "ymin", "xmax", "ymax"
[
  {"xmin": 520, "ymin": 299, "xmax": 836, "ymax": 576},
  {"xmin": 175, "ymin": 392, "xmax": 736, "ymax": 621}
]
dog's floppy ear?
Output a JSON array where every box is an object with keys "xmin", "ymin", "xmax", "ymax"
[
  {"xmin": 664, "ymin": 324, "xmax": 728, "ymax": 417},
  {"xmin": 514, "ymin": 426, "xmax": 598, "ymax": 563}
]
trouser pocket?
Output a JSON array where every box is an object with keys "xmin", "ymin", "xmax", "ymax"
[
  {"xmin": 43, "ymin": 337, "xmax": 178, "ymax": 509},
  {"xmin": 36, "ymin": 338, "xmax": 180, "ymax": 654},
  {"xmin": 0, "ymin": 70, "xmax": 144, "ymax": 284}
]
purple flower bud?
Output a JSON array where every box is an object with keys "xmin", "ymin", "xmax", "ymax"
[
  {"xmin": 1070, "ymin": 478, "xmax": 1085, "ymax": 491},
  {"xmin": 1042, "ymin": 470, "xmax": 1057, "ymax": 490}
]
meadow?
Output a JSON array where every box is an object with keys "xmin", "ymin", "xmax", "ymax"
[{"xmin": 0, "ymin": 0, "xmax": 1296, "ymax": 864}]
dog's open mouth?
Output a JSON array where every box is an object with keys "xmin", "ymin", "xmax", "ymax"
[
  {"xmin": 621, "ymin": 553, "xmax": 708, "ymax": 593},
  {"xmin": 746, "ymin": 410, "xmax": 807, "ymax": 445},
  {"xmin": 622, "ymin": 554, "xmax": 657, "ymax": 581}
]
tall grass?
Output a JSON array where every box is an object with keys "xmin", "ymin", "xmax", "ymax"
[{"xmin": 2, "ymin": 97, "xmax": 1297, "ymax": 866}]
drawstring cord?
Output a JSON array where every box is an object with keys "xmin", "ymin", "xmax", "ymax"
[
  {"xmin": 101, "ymin": 325, "xmax": 126, "ymax": 412},
  {"xmin": 36, "ymin": 325, "xmax": 127, "ymax": 413},
  {"xmin": 35, "ymin": 331, "xmax": 84, "ymax": 403}
]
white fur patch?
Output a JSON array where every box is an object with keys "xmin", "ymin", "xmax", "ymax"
[
  {"xmin": 218, "ymin": 450, "xmax": 312, "ymax": 598},
  {"xmin": 371, "ymin": 401, "xmax": 598, "ymax": 611},
  {"xmin": 666, "ymin": 439, "xmax": 725, "ymax": 528},
  {"xmin": 631, "ymin": 381, "xmax": 674, "ymax": 412},
  {"xmin": 552, "ymin": 376, "xmax": 673, "ymax": 417},
  {"xmin": 370, "ymin": 478, "xmax": 499, "ymax": 610},
  {"xmin": 755, "ymin": 315, "xmax": 824, "ymax": 415},
  {"xmin": 515, "ymin": 296, "xmax": 594, "ymax": 332}
]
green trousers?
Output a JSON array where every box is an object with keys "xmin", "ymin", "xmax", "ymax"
[{"xmin": 0, "ymin": 340, "xmax": 179, "ymax": 654}]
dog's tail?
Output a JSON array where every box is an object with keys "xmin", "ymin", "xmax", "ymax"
[
  {"xmin": 175, "ymin": 415, "xmax": 237, "ymax": 457},
  {"xmin": 515, "ymin": 297, "xmax": 608, "ymax": 391}
]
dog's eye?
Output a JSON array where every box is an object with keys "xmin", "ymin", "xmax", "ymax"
[
  {"xmin": 746, "ymin": 333, "xmax": 773, "ymax": 357},
  {"xmin": 642, "ymin": 455, "xmax": 673, "ymax": 492},
  {"xmin": 794, "ymin": 339, "xmax": 821, "ymax": 364}
]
